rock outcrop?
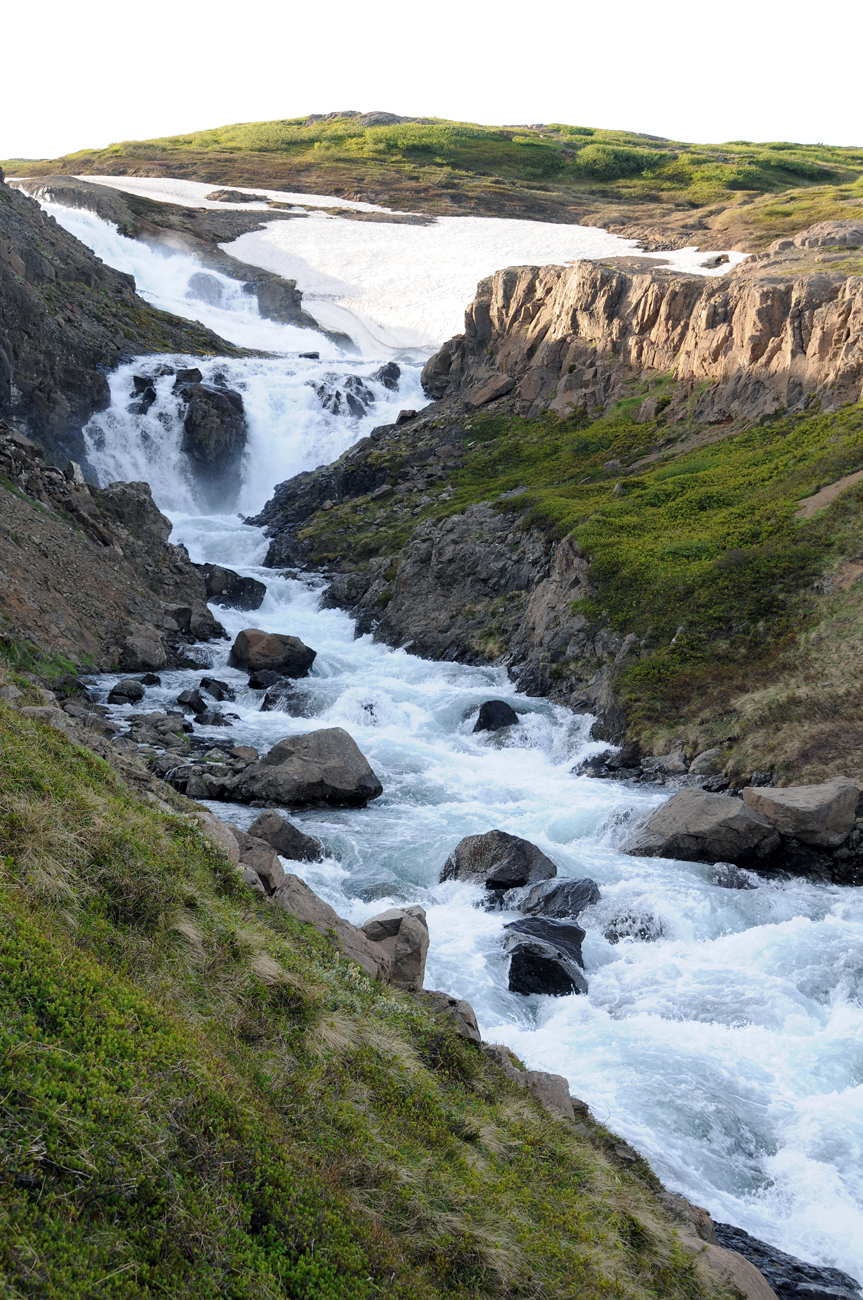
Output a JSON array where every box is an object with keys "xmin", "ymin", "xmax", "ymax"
[
  {"xmin": 422, "ymin": 229, "xmax": 863, "ymax": 422},
  {"xmin": 272, "ymin": 874, "xmax": 390, "ymax": 979},
  {"xmin": 246, "ymin": 809, "xmax": 323, "ymax": 861},
  {"xmin": 441, "ymin": 829, "xmax": 558, "ymax": 891},
  {"xmin": 222, "ymin": 727, "xmax": 383, "ymax": 808},
  {"xmin": 713, "ymin": 1221, "xmax": 862, "ymax": 1300},
  {"xmin": 360, "ymin": 906, "xmax": 429, "ymax": 991},
  {"xmin": 622, "ymin": 789, "xmax": 781, "ymax": 864}
]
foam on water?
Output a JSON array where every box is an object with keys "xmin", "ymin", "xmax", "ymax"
[{"xmin": 55, "ymin": 187, "xmax": 863, "ymax": 1284}]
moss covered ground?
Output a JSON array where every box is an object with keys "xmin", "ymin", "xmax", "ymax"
[
  {"xmin": 7, "ymin": 114, "xmax": 863, "ymax": 248},
  {"xmin": 295, "ymin": 396, "xmax": 863, "ymax": 778},
  {"xmin": 0, "ymin": 682, "xmax": 736, "ymax": 1299}
]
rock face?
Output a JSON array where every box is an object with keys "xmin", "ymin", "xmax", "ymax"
[
  {"xmin": 473, "ymin": 700, "xmax": 519, "ymax": 732},
  {"xmin": 229, "ymin": 629, "xmax": 316, "ymax": 677},
  {"xmin": 194, "ymin": 563, "xmax": 266, "ymax": 611},
  {"xmin": 246, "ymin": 809, "xmax": 323, "ymax": 861},
  {"xmin": 742, "ymin": 779, "xmax": 859, "ymax": 847},
  {"xmin": 179, "ymin": 381, "xmax": 247, "ymax": 476},
  {"xmin": 504, "ymin": 917, "xmax": 588, "ymax": 996},
  {"xmin": 422, "ymin": 240, "xmax": 863, "ymax": 422},
  {"xmin": 441, "ymin": 830, "xmax": 558, "ymax": 891},
  {"xmin": 360, "ymin": 906, "xmax": 429, "ymax": 991},
  {"xmin": 225, "ymin": 727, "xmax": 383, "ymax": 808},
  {"xmin": 622, "ymin": 789, "xmax": 781, "ymax": 865}
]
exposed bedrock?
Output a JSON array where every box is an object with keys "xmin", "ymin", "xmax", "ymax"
[{"xmin": 423, "ymin": 227, "xmax": 863, "ymax": 422}]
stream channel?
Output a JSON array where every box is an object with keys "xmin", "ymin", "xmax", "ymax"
[{"xmin": 40, "ymin": 193, "xmax": 863, "ymax": 1283}]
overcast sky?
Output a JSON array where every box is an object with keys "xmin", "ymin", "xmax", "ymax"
[{"xmin": 2, "ymin": 0, "xmax": 860, "ymax": 160}]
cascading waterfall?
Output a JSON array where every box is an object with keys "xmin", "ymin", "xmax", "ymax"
[{"xmin": 44, "ymin": 198, "xmax": 863, "ymax": 1286}]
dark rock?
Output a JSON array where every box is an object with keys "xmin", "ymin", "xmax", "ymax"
[
  {"xmin": 129, "ymin": 379, "xmax": 157, "ymax": 414},
  {"xmin": 371, "ymin": 361, "xmax": 400, "ymax": 390},
  {"xmin": 713, "ymin": 1222, "xmax": 862, "ymax": 1300},
  {"xmin": 53, "ymin": 673, "xmax": 93, "ymax": 701},
  {"xmin": 248, "ymin": 669, "xmax": 288, "ymax": 690},
  {"xmin": 229, "ymin": 628, "xmax": 316, "ymax": 677},
  {"xmin": 441, "ymin": 829, "xmax": 557, "ymax": 890},
  {"xmin": 197, "ymin": 710, "xmax": 230, "ymax": 726},
  {"xmin": 174, "ymin": 367, "xmax": 203, "ymax": 385},
  {"xmin": 179, "ymin": 382, "xmax": 247, "ymax": 480},
  {"xmin": 194, "ymin": 562, "xmax": 266, "ymax": 611},
  {"xmin": 314, "ymin": 374, "xmax": 375, "ymax": 418},
  {"xmin": 176, "ymin": 688, "xmax": 207, "ymax": 715},
  {"xmin": 504, "ymin": 918, "xmax": 588, "ymax": 996},
  {"xmin": 395, "ymin": 409, "xmax": 417, "ymax": 425},
  {"xmin": 518, "ymin": 877, "xmax": 602, "ymax": 919},
  {"xmin": 260, "ymin": 684, "xmax": 304, "ymax": 714},
  {"xmin": 299, "ymin": 351, "xmax": 320, "ymax": 359},
  {"xmin": 473, "ymin": 699, "xmax": 520, "ymax": 733},
  {"xmin": 140, "ymin": 672, "xmax": 162, "ymax": 686},
  {"xmin": 107, "ymin": 677, "xmax": 145, "ymax": 704},
  {"xmin": 247, "ymin": 810, "xmax": 323, "ymax": 861},
  {"xmin": 710, "ymin": 862, "xmax": 758, "ymax": 890},
  {"xmin": 622, "ymin": 789, "xmax": 781, "ymax": 865},
  {"xmin": 199, "ymin": 676, "xmax": 235, "ymax": 702},
  {"xmin": 225, "ymin": 727, "xmax": 383, "ymax": 808},
  {"xmin": 606, "ymin": 740, "xmax": 642, "ymax": 770}
]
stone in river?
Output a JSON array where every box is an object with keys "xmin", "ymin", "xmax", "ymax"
[
  {"xmin": 247, "ymin": 810, "xmax": 322, "ymax": 861},
  {"xmin": 107, "ymin": 677, "xmax": 145, "ymax": 704},
  {"xmin": 360, "ymin": 906, "xmax": 429, "ymax": 991},
  {"xmin": 518, "ymin": 877, "xmax": 601, "ymax": 919},
  {"xmin": 226, "ymin": 727, "xmax": 383, "ymax": 808},
  {"xmin": 621, "ymin": 789, "xmax": 780, "ymax": 865},
  {"xmin": 440, "ymin": 829, "xmax": 557, "ymax": 890},
  {"xmin": 176, "ymin": 688, "xmax": 207, "ymax": 715},
  {"xmin": 504, "ymin": 918, "xmax": 588, "ymax": 996},
  {"xmin": 473, "ymin": 699, "xmax": 519, "ymax": 733},
  {"xmin": 742, "ymin": 779, "xmax": 859, "ymax": 848},
  {"xmin": 229, "ymin": 628, "xmax": 316, "ymax": 677}
]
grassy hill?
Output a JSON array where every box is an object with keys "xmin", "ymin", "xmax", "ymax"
[
  {"xmin": 0, "ymin": 670, "xmax": 737, "ymax": 1299},
  {"xmin": 5, "ymin": 111, "xmax": 863, "ymax": 249}
]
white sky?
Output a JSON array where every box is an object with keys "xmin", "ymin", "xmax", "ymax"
[{"xmin": 2, "ymin": 0, "xmax": 861, "ymax": 159}]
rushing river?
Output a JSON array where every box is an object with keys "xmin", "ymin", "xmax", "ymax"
[{"xmin": 41, "ymin": 195, "xmax": 863, "ymax": 1284}]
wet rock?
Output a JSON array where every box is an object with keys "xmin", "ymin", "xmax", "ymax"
[
  {"xmin": 179, "ymin": 382, "xmax": 247, "ymax": 475},
  {"xmin": 199, "ymin": 676, "xmax": 235, "ymax": 702},
  {"xmin": 622, "ymin": 789, "xmax": 781, "ymax": 865},
  {"xmin": 248, "ymin": 668, "xmax": 289, "ymax": 690},
  {"xmin": 517, "ymin": 877, "xmax": 601, "ymax": 919},
  {"xmin": 225, "ymin": 727, "xmax": 383, "ymax": 808},
  {"xmin": 504, "ymin": 917, "xmax": 588, "ymax": 996},
  {"xmin": 229, "ymin": 628, "xmax": 316, "ymax": 677},
  {"xmin": 713, "ymin": 1222, "xmax": 861, "ymax": 1300},
  {"xmin": 247, "ymin": 810, "xmax": 322, "ymax": 861},
  {"xmin": 473, "ymin": 699, "xmax": 519, "ymax": 732},
  {"xmin": 603, "ymin": 910, "xmax": 666, "ymax": 943},
  {"xmin": 194, "ymin": 562, "xmax": 266, "ymax": 611},
  {"xmin": 140, "ymin": 672, "xmax": 162, "ymax": 686},
  {"xmin": 371, "ymin": 361, "xmax": 400, "ymax": 390},
  {"xmin": 361, "ymin": 906, "xmax": 429, "ymax": 991},
  {"xmin": 272, "ymin": 874, "xmax": 389, "ymax": 978},
  {"xmin": 174, "ymin": 367, "xmax": 203, "ymax": 385},
  {"xmin": 710, "ymin": 862, "xmax": 758, "ymax": 890},
  {"xmin": 441, "ymin": 829, "xmax": 557, "ymax": 890},
  {"xmin": 107, "ymin": 677, "xmax": 145, "ymax": 704},
  {"xmin": 414, "ymin": 990, "xmax": 481, "ymax": 1042},
  {"xmin": 260, "ymin": 684, "xmax": 304, "ymax": 714},
  {"xmin": 314, "ymin": 373, "xmax": 375, "ymax": 418},
  {"xmin": 176, "ymin": 688, "xmax": 207, "ymax": 715},
  {"xmin": 197, "ymin": 710, "xmax": 230, "ymax": 727},
  {"xmin": 743, "ymin": 779, "xmax": 860, "ymax": 848}
]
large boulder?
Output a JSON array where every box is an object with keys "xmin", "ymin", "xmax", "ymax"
[
  {"xmin": 441, "ymin": 830, "xmax": 557, "ymax": 891},
  {"xmin": 622, "ymin": 790, "xmax": 780, "ymax": 865},
  {"xmin": 107, "ymin": 677, "xmax": 145, "ymax": 704},
  {"xmin": 504, "ymin": 917, "xmax": 588, "ymax": 996},
  {"xmin": 272, "ymin": 874, "xmax": 389, "ymax": 979},
  {"xmin": 179, "ymin": 382, "xmax": 246, "ymax": 472},
  {"xmin": 517, "ymin": 877, "xmax": 601, "ymax": 919},
  {"xmin": 229, "ymin": 628, "xmax": 316, "ymax": 677},
  {"xmin": 473, "ymin": 700, "xmax": 519, "ymax": 733},
  {"xmin": 361, "ymin": 906, "xmax": 429, "ymax": 991},
  {"xmin": 194, "ymin": 562, "xmax": 266, "ymax": 612},
  {"xmin": 225, "ymin": 727, "xmax": 383, "ymax": 808},
  {"xmin": 247, "ymin": 810, "xmax": 323, "ymax": 861},
  {"xmin": 742, "ymin": 779, "xmax": 859, "ymax": 848}
]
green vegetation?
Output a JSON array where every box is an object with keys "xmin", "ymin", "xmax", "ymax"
[
  {"xmin": 0, "ymin": 689, "xmax": 732, "ymax": 1298},
  {"xmin": 8, "ymin": 113, "xmax": 863, "ymax": 248}
]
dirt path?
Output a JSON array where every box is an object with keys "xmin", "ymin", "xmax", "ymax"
[{"xmin": 795, "ymin": 468, "xmax": 863, "ymax": 519}]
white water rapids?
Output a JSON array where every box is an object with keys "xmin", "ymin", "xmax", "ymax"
[{"xmin": 42, "ymin": 194, "xmax": 863, "ymax": 1284}]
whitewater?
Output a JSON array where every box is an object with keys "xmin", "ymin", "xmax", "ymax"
[{"xmin": 39, "ymin": 191, "xmax": 863, "ymax": 1285}]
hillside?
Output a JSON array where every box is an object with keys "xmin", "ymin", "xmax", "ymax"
[{"xmin": 5, "ymin": 110, "xmax": 863, "ymax": 251}]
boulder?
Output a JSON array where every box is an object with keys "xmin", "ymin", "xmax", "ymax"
[
  {"xmin": 247, "ymin": 810, "xmax": 323, "ymax": 861},
  {"xmin": 107, "ymin": 677, "xmax": 145, "ymax": 704},
  {"xmin": 240, "ymin": 838, "xmax": 285, "ymax": 894},
  {"xmin": 140, "ymin": 673, "xmax": 162, "ymax": 686},
  {"xmin": 225, "ymin": 727, "xmax": 383, "ymax": 808},
  {"xmin": 191, "ymin": 809, "xmax": 240, "ymax": 867},
  {"xmin": 179, "ymin": 382, "xmax": 246, "ymax": 472},
  {"xmin": 742, "ymin": 779, "xmax": 859, "ymax": 848},
  {"xmin": 517, "ymin": 877, "xmax": 601, "ymax": 919},
  {"xmin": 197, "ymin": 710, "xmax": 230, "ymax": 727},
  {"xmin": 622, "ymin": 789, "xmax": 780, "ymax": 865},
  {"xmin": 261, "ymin": 684, "xmax": 304, "ymax": 714},
  {"xmin": 465, "ymin": 373, "xmax": 515, "ymax": 407},
  {"xmin": 473, "ymin": 699, "xmax": 519, "ymax": 733},
  {"xmin": 271, "ymin": 874, "xmax": 388, "ymax": 979},
  {"xmin": 522, "ymin": 1070, "xmax": 577, "ymax": 1122},
  {"xmin": 361, "ymin": 906, "xmax": 429, "ymax": 991},
  {"xmin": 229, "ymin": 629, "xmax": 316, "ymax": 677},
  {"xmin": 248, "ymin": 668, "xmax": 289, "ymax": 690},
  {"xmin": 199, "ymin": 676, "xmax": 235, "ymax": 702},
  {"xmin": 119, "ymin": 630, "xmax": 167, "ymax": 672},
  {"xmin": 413, "ymin": 990, "xmax": 481, "ymax": 1042},
  {"xmin": 441, "ymin": 829, "xmax": 557, "ymax": 890},
  {"xmin": 503, "ymin": 917, "xmax": 588, "ymax": 996},
  {"xmin": 371, "ymin": 361, "xmax": 400, "ymax": 390},
  {"xmin": 176, "ymin": 688, "xmax": 207, "ymax": 715},
  {"xmin": 689, "ymin": 746, "xmax": 723, "ymax": 776},
  {"xmin": 194, "ymin": 562, "xmax": 266, "ymax": 611}
]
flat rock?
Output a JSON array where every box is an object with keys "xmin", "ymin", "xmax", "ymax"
[
  {"xmin": 441, "ymin": 829, "xmax": 557, "ymax": 890},
  {"xmin": 622, "ymin": 789, "xmax": 780, "ymax": 865},
  {"xmin": 226, "ymin": 727, "xmax": 383, "ymax": 808},
  {"xmin": 465, "ymin": 372, "xmax": 515, "ymax": 407},
  {"xmin": 742, "ymin": 779, "xmax": 859, "ymax": 848},
  {"xmin": 361, "ymin": 906, "xmax": 429, "ymax": 991},
  {"xmin": 229, "ymin": 628, "xmax": 316, "ymax": 677},
  {"xmin": 247, "ymin": 810, "xmax": 323, "ymax": 861},
  {"xmin": 517, "ymin": 877, "xmax": 601, "ymax": 919}
]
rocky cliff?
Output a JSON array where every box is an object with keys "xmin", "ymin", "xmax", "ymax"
[
  {"xmin": 423, "ymin": 221, "xmax": 863, "ymax": 424},
  {"xmin": 0, "ymin": 171, "xmax": 243, "ymax": 463}
]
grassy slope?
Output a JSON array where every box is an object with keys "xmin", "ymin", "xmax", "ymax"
[
  {"xmin": 6, "ymin": 114, "xmax": 863, "ymax": 249},
  {"xmin": 0, "ymin": 679, "xmax": 733, "ymax": 1300},
  {"xmin": 296, "ymin": 395, "xmax": 863, "ymax": 781}
]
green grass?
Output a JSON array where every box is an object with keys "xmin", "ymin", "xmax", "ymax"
[{"xmin": 0, "ymin": 691, "xmax": 732, "ymax": 1299}]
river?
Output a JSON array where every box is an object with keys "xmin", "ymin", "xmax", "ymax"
[{"xmin": 40, "ymin": 193, "xmax": 863, "ymax": 1284}]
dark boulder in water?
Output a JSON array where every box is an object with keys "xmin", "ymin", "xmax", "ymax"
[
  {"xmin": 519, "ymin": 877, "xmax": 601, "ymax": 919},
  {"xmin": 178, "ymin": 381, "xmax": 246, "ymax": 475},
  {"xmin": 176, "ymin": 688, "xmax": 207, "ymax": 715},
  {"xmin": 713, "ymin": 1222, "xmax": 862, "ymax": 1300},
  {"xmin": 247, "ymin": 810, "xmax": 323, "ymax": 862},
  {"xmin": 473, "ymin": 699, "xmax": 519, "ymax": 733},
  {"xmin": 224, "ymin": 727, "xmax": 383, "ymax": 809},
  {"xmin": 229, "ymin": 628, "xmax": 316, "ymax": 677},
  {"xmin": 440, "ymin": 829, "xmax": 557, "ymax": 890},
  {"xmin": 199, "ymin": 676, "xmax": 235, "ymax": 703},
  {"xmin": 193, "ymin": 562, "xmax": 266, "ymax": 611},
  {"xmin": 107, "ymin": 677, "xmax": 145, "ymax": 704},
  {"xmin": 371, "ymin": 361, "xmax": 400, "ymax": 390},
  {"xmin": 504, "ymin": 918, "xmax": 588, "ymax": 996}
]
